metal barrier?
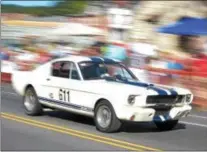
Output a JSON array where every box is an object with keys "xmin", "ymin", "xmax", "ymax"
[
  {"xmin": 143, "ymin": 67, "xmax": 207, "ymax": 108},
  {"xmin": 1, "ymin": 72, "xmax": 12, "ymax": 83},
  {"xmin": 1, "ymin": 59, "xmax": 207, "ymax": 108}
]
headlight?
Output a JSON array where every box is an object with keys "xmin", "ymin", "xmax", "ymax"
[
  {"xmin": 128, "ymin": 95, "xmax": 139, "ymax": 105},
  {"xmin": 185, "ymin": 94, "xmax": 192, "ymax": 104}
]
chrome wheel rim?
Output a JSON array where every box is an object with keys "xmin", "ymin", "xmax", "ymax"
[
  {"xmin": 24, "ymin": 90, "xmax": 36, "ymax": 111},
  {"xmin": 96, "ymin": 105, "xmax": 112, "ymax": 128}
]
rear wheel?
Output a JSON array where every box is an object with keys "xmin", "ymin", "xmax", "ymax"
[
  {"xmin": 94, "ymin": 100, "xmax": 122, "ymax": 133},
  {"xmin": 155, "ymin": 120, "xmax": 178, "ymax": 131},
  {"xmin": 23, "ymin": 87, "xmax": 43, "ymax": 116}
]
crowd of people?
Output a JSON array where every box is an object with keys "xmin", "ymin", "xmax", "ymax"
[
  {"xmin": 1, "ymin": 36, "xmax": 207, "ymax": 76},
  {"xmin": 1, "ymin": 35, "xmax": 207, "ymax": 107}
]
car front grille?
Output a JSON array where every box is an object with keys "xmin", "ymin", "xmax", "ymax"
[{"xmin": 146, "ymin": 95, "xmax": 184, "ymax": 105}]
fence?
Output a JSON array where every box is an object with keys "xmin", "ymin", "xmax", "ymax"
[
  {"xmin": 143, "ymin": 66, "xmax": 207, "ymax": 108},
  {"xmin": 1, "ymin": 59, "xmax": 207, "ymax": 108}
]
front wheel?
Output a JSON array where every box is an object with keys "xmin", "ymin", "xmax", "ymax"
[
  {"xmin": 23, "ymin": 87, "xmax": 43, "ymax": 116},
  {"xmin": 94, "ymin": 100, "xmax": 122, "ymax": 133},
  {"xmin": 155, "ymin": 120, "xmax": 178, "ymax": 131}
]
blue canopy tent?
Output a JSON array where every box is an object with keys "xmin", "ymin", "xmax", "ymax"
[{"xmin": 157, "ymin": 17, "xmax": 207, "ymax": 36}]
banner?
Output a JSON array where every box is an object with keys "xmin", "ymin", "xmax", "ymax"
[{"xmin": 1, "ymin": 60, "xmax": 16, "ymax": 73}]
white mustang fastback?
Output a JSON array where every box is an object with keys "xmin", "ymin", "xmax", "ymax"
[{"xmin": 12, "ymin": 56, "xmax": 193, "ymax": 132}]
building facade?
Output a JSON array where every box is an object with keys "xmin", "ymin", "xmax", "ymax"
[
  {"xmin": 106, "ymin": 1, "xmax": 138, "ymax": 42},
  {"xmin": 130, "ymin": 1, "xmax": 207, "ymax": 52},
  {"xmin": 84, "ymin": 1, "xmax": 139, "ymax": 42}
]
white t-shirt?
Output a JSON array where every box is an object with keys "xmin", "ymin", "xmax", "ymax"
[{"xmin": 131, "ymin": 43, "xmax": 158, "ymax": 57}]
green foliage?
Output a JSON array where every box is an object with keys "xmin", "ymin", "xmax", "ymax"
[{"xmin": 1, "ymin": 0, "xmax": 88, "ymax": 16}]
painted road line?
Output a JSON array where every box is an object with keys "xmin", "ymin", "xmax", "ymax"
[
  {"xmin": 1, "ymin": 112, "xmax": 161, "ymax": 151},
  {"xmin": 1, "ymin": 112, "xmax": 160, "ymax": 151},
  {"xmin": 180, "ymin": 121, "xmax": 207, "ymax": 128},
  {"xmin": 1, "ymin": 113, "xmax": 160, "ymax": 151},
  {"xmin": 1, "ymin": 115, "xmax": 141, "ymax": 151},
  {"xmin": 189, "ymin": 115, "xmax": 207, "ymax": 119}
]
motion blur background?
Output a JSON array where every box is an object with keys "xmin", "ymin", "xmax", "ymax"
[{"xmin": 1, "ymin": 0, "xmax": 207, "ymax": 108}]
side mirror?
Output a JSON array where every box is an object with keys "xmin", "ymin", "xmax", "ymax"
[
  {"xmin": 115, "ymin": 74, "xmax": 123, "ymax": 80},
  {"xmin": 115, "ymin": 74, "xmax": 128, "ymax": 81}
]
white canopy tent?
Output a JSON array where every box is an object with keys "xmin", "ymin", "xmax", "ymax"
[{"xmin": 49, "ymin": 23, "xmax": 105, "ymax": 36}]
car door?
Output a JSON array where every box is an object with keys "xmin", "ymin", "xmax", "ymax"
[
  {"xmin": 40, "ymin": 60, "xmax": 88, "ymax": 110},
  {"xmin": 67, "ymin": 62, "xmax": 94, "ymax": 111},
  {"xmin": 70, "ymin": 62, "xmax": 102, "ymax": 111},
  {"xmin": 39, "ymin": 60, "xmax": 95, "ymax": 113},
  {"xmin": 40, "ymin": 61, "xmax": 72, "ymax": 106}
]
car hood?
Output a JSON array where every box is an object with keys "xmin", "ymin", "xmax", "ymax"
[{"xmin": 84, "ymin": 79, "xmax": 191, "ymax": 96}]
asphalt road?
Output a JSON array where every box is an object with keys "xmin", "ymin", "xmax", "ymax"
[{"xmin": 1, "ymin": 83, "xmax": 207, "ymax": 151}]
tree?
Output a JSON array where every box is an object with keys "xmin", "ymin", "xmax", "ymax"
[
  {"xmin": 1, "ymin": 0, "xmax": 88, "ymax": 16},
  {"xmin": 53, "ymin": 0, "xmax": 88, "ymax": 15}
]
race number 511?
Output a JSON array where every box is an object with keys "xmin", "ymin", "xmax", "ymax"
[{"xmin": 59, "ymin": 89, "xmax": 70, "ymax": 102}]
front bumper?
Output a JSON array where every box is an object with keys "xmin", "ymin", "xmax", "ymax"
[{"xmin": 119, "ymin": 105, "xmax": 192, "ymax": 122}]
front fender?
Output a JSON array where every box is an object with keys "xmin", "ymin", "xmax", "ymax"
[{"xmin": 93, "ymin": 94, "xmax": 128, "ymax": 119}]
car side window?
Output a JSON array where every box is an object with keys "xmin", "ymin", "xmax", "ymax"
[
  {"xmin": 52, "ymin": 61, "xmax": 71, "ymax": 79},
  {"xmin": 115, "ymin": 68, "xmax": 134, "ymax": 80},
  {"xmin": 52, "ymin": 62, "xmax": 61, "ymax": 77},
  {"xmin": 70, "ymin": 63, "xmax": 80, "ymax": 80}
]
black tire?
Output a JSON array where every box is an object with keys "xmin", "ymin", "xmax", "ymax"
[
  {"xmin": 94, "ymin": 100, "xmax": 122, "ymax": 133},
  {"xmin": 23, "ymin": 87, "xmax": 43, "ymax": 116},
  {"xmin": 155, "ymin": 120, "xmax": 178, "ymax": 131}
]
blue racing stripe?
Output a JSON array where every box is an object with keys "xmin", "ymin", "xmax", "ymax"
[
  {"xmin": 123, "ymin": 80, "xmax": 149, "ymax": 87},
  {"xmin": 38, "ymin": 96, "xmax": 93, "ymax": 112},
  {"xmin": 90, "ymin": 57, "xmax": 103, "ymax": 62},
  {"xmin": 39, "ymin": 96, "xmax": 81, "ymax": 109},
  {"xmin": 102, "ymin": 57, "xmax": 116, "ymax": 63},
  {"xmin": 121, "ymin": 80, "xmax": 168, "ymax": 95},
  {"xmin": 170, "ymin": 89, "xmax": 178, "ymax": 95},
  {"xmin": 149, "ymin": 86, "xmax": 168, "ymax": 95},
  {"xmin": 153, "ymin": 115, "xmax": 162, "ymax": 122},
  {"xmin": 164, "ymin": 115, "xmax": 171, "ymax": 120},
  {"xmin": 90, "ymin": 56, "xmax": 117, "ymax": 64},
  {"xmin": 156, "ymin": 86, "xmax": 178, "ymax": 95},
  {"xmin": 168, "ymin": 89, "xmax": 178, "ymax": 95}
]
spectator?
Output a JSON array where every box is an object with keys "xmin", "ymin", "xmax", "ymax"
[
  {"xmin": 167, "ymin": 59, "xmax": 184, "ymax": 71},
  {"xmin": 0, "ymin": 51, "xmax": 9, "ymax": 60}
]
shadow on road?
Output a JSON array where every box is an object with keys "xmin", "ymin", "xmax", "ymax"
[
  {"xmin": 44, "ymin": 110, "xmax": 95, "ymax": 126},
  {"xmin": 120, "ymin": 122, "xmax": 186, "ymax": 133},
  {"xmin": 43, "ymin": 110, "xmax": 186, "ymax": 133}
]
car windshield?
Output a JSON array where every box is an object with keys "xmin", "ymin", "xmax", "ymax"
[{"xmin": 78, "ymin": 61, "xmax": 137, "ymax": 81}]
